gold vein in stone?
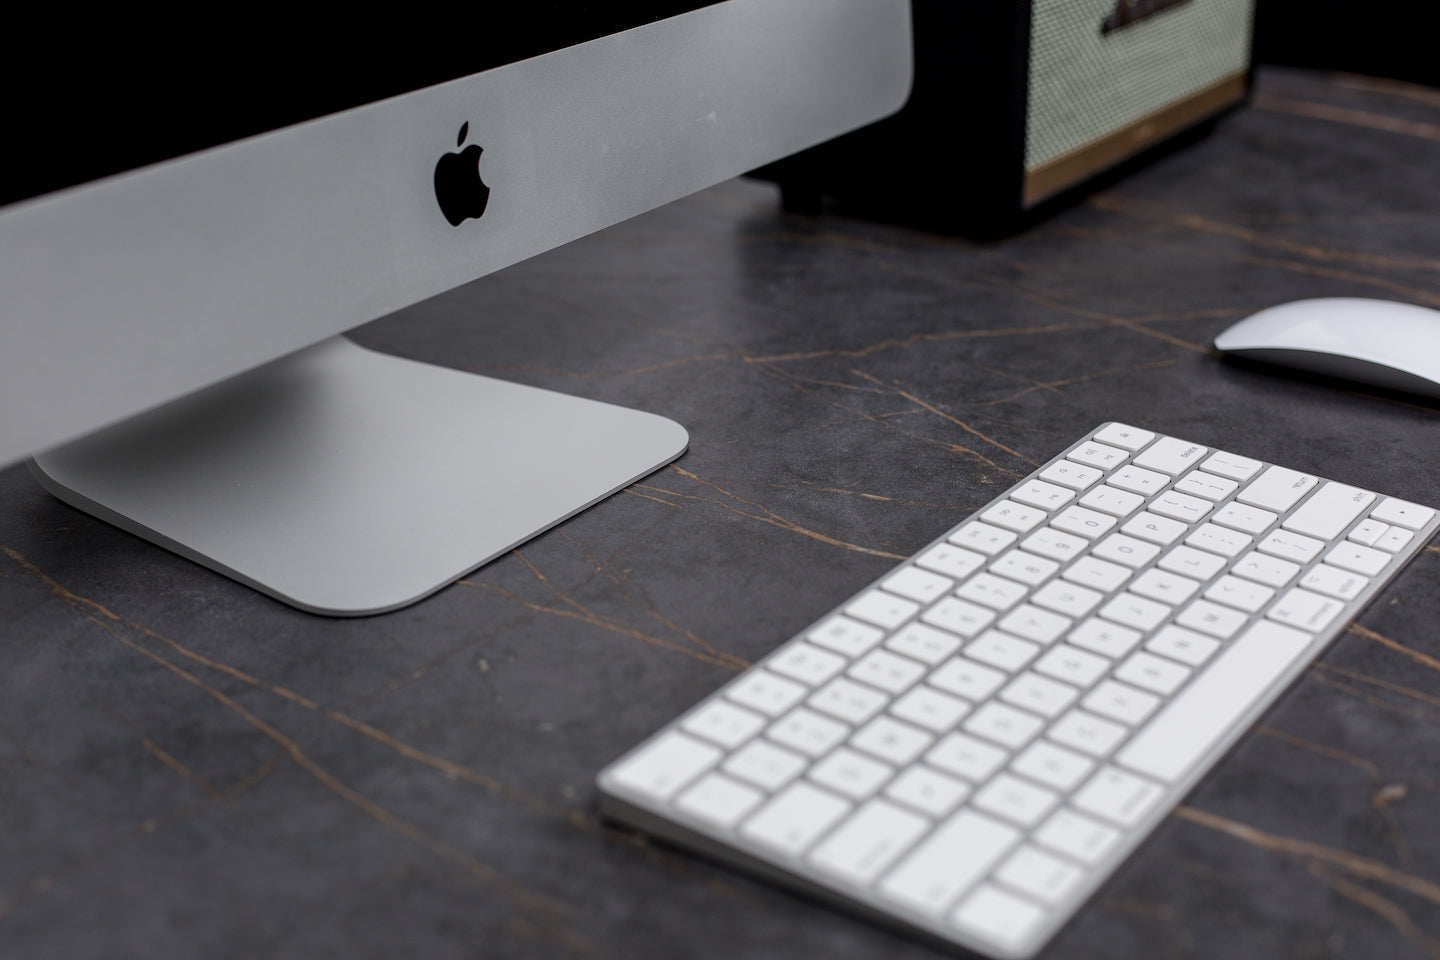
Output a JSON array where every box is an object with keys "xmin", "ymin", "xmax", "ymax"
[
  {"xmin": 641, "ymin": 467, "xmax": 908, "ymax": 561},
  {"xmin": 1174, "ymin": 805, "xmax": 1440, "ymax": 905},
  {"xmin": 1254, "ymin": 94, "xmax": 1440, "ymax": 142}
]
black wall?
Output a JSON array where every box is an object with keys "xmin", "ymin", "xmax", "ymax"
[{"xmin": 1253, "ymin": 0, "xmax": 1439, "ymax": 88}]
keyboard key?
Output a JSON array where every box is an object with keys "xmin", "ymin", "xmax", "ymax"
[
  {"xmin": 1108, "ymin": 464, "xmax": 1169, "ymax": 497},
  {"xmin": 809, "ymin": 748, "xmax": 895, "ymax": 800},
  {"xmin": 1268, "ymin": 588, "xmax": 1344, "ymax": 632},
  {"xmin": 809, "ymin": 799, "xmax": 929, "ymax": 885},
  {"xmin": 886, "ymin": 766, "xmax": 970, "ymax": 817},
  {"xmin": 915, "ymin": 543, "xmax": 986, "ymax": 580},
  {"xmin": 741, "ymin": 782, "xmax": 851, "ymax": 856},
  {"xmin": 725, "ymin": 669, "xmax": 807, "ymax": 716},
  {"xmin": 1079, "ymin": 484, "xmax": 1145, "ymax": 518},
  {"xmin": 1092, "ymin": 533, "xmax": 1160, "ymax": 568},
  {"xmin": 890, "ymin": 685, "xmax": 970, "ymax": 732},
  {"xmin": 1371, "ymin": 497, "xmax": 1435, "ymax": 529},
  {"xmin": 1238, "ymin": 465, "xmax": 1318, "ymax": 512},
  {"xmin": 682, "ymin": 700, "xmax": 767, "ymax": 748},
  {"xmin": 807, "ymin": 615, "xmax": 885, "ymax": 658},
  {"xmin": 1072, "ymin": 766, "xmax": 1164, "ymax": 827},
  {"xmin": 1021, "ymin": 526, "xmax": 1089, "ymax": 563},
  {"xmin": 1324, "ymin": 542, "xmax": 1391, "ymax": 576},
  {"xmin": 1129, "ymin": 568, "xmax": 1201, "ymax": 605},
  {"xmin": 676, "ymin": 773, "xmax": 764, "ymax": 828},
  {"xmin": 1062, "ymin": 555, "xmax": 1132, "ymax": 592},
  {"xmin": 926, "ymin": 731, "xmax": 1009, "ymax": 781},
  {"xmin": 880, "ymin": 566, "xmax": 954, "ymax": 605},
  {"xmin": 1031, "ymin": 579, "xmax": 1104, "ymax": 618},
  {"xmin": 1284, "ymin": 481, "xmax": 1375, "ymax": 540},
  {"xmin": 963, "ymin": 702, "xmax": 1046, "ymax": 749},
  {"xmin": 850, "ymin": 649, "xmax": 928, "ymax": 695},
  {"xmin": 769, "ymin": 642, "xmax": 847, "ymax": 687},
  {"xmin": 769, "ymin": 708, "xmax": 850, "ymax": 757},
  {"xmin": 965, "ymin": 631, "xmax": 1042, "ymax": 672},
  {"xmin": 1011, "ymin": 740, "xmax": 1094, "ymax": 791},
  {"xmin": 1047, "ymin": 709, "xmax": 1127, "ymax": 757},
  {"xmin": 1068, "ymin": 617, "xmax": 1142, "ymax": 658},
  {"xmin": 1200, "ymin": 450, "xmax": 1263, "ymax": 481},
  {"xmin": 1257, "ymin": 528, "xmax": 1325, "ymax": 563},
  {"xmin": 1012, "ymin": 479, "xmax": 1076, "ymax": 511},
  {"xmin": 990, "ymin": 549, "xmax": 1060, "ymax": 586},
  {"xmin": 1000, "ymin": 672, "xmax": 1079, "ymax": 718},
  {"xmin": 1149, "ymin": 489, "xmax": 1213, "ymax": 523},
  {"xmin": 951, "ymin": 885, "xmax": 1046, "ymax": 952},
  {"xmin": 878, "ymin": 809, "xmax": 1019, "ymax": 917},
  {"xmin": 1081, "ymin": 680, "xmax": 1160, "ymax": 726},
  {"xmin": 995, "ymin": 845, "xmax": 1085, "ymax": 905},
  {"xmin": 846, "ymin": 589, "xmax": 920, "ymax": 630},
  {"xmin": 851, "ymin": 716, "xmax": 933, "ymax": 765},
  {"xmin": 929, "ymin": 657, "xmax": 1007, "ymax": 702},
  {"xmin": 1097, "ymin": 592, "xmax": 1171, "ymax": 631},
  {"xmin": 1068, "ymin": 440, "xmax": 1129, "ymax": 470},
  {"xmin": 1120, "ymin": 511, "xmax": 1188, "ymax": 545},
  {"xmin": 1348, "ymin": 518, "xmax": 1388, "ymax": 546},
  {"xmin": 809, "ymin": 677, "xmax": 890, "ymax": 725},
  {"xmin": 1033, "ymin": 808, "xmax": 1121, "ymax": 865},
  {"xmin": 723, "ymin": 739, "xmax": 807, "ymax": 791},
  {"xmin": 1039, "ymin": 460, "xmax": 1103, "ymax": 490},
  {"xmin": 1175, "ymin": 598, "xmax": 1248, "ymax": 639},
  {"xmin": 886, "ymin": 621, "xmax": 962, "ymax": 664},
  {"xmin": 1229, "ymin": 550, "xmax": 1300, "ymax": 588},
  {"xmin": 1033, "ymin": 644, "xmax": 1111, "ymax": 688},
  {"xmin": 1203, "ymin": 574, "xmax": 1275, "ymax": 613},
  {"xmin": 1211, "ymin": 501, "xmax": 1278, "ymax": 535},
  {"xmin": 1132, "ymin": 436, "xmax": 1207, "ymax": 474},
  {"xmin": 980, "ymin": 499, "xmax": 1049, "ymax": 532},
  {"xmin": 1113, "ymin": 651, "xmax": 1191, "ymax": 696},
  {"xmin": 1051, "ymin": 505, "xmax": 1117, "ymax": 539},
  {"xmin": 1093, "ymin": 422, "xmax": 1155, "ymax": 450},
  {"xmin": 997, "ymin": 604, "xmax": 1072, "ymax": 644},
  {"xmin": 1376, "ymin": 528, "xmax": 1415, "ymax": 553},
  {"xmin": 1145, "ymin": 625, "xmax": 1219, "ymax": 666},
  {"xmin": 1116, "ymin": 621, "xmax": 1311, "ymax": 782},
  {"xmin": 973, "ymin": 772, "xmax": 1059, "ymax": 827},
  {"xmin": 957, "ymin": 573, "xmax": 1029, "ymax": 611},
  {"xmin": 1299, "ymin": 564, "xmax": 1367, "ymax": 600},
  {"xmin": 1185, "ymin": 523, "xmax": 1252, "ymax": 558},
  {"xmin": 921, "ymin": 597, "xmax": 996, "ymax": 638},
  {"xmin": 1174, "ymin": 471, "xmax": 1238, "ymax": 502},
  {"xmin": 949, "ymin": 522, "xmax": 1017, "ymax": 557},
  {"xmin": 606, "ymin": 731, "xmax": 721, "ymax": 801}
]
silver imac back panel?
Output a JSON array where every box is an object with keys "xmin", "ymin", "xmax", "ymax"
[{"xmin": 2, "ymin": 0, "xmax": 913, "ymax": 614}]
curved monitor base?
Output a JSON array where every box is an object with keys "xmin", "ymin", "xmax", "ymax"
[{"xmin": 30, "ymin": 336, "xmax": 688, "ymax": 616}]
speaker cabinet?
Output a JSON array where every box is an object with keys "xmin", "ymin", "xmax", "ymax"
[{"xmin": 755, "ymin": 0, "xmax": 1255, "ymax": 235}]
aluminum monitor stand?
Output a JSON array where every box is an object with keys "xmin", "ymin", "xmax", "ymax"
[{"xmin": 30, "ymin": 336, "xmax": 688, "ymax": 615}]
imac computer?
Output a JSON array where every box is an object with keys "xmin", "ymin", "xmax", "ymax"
[{"xmin": 0, "ymin": 2, "xmax": 912, "ymax": 615}]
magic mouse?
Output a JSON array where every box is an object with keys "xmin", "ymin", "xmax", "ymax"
[{"xmin": 1214, "ymin": 297, "xmax": 1440, "ymax": 399}]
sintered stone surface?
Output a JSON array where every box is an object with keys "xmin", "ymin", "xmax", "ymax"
[{"xmin": 3, "ymin": 68, "xmax": 1439, "ymax": 959}]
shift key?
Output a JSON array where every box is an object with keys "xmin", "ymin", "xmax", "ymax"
[
  {"xmin": 1116, "ymin": 621, "xmax": 1312, "ymax": 782},
  {"xmin": 1283, "ymin": 482, "xmax": 1375, "ymax": 540},
  {"xmin": 1237, "ymin": 466, "xmax": 1317, "ymax": 513}
]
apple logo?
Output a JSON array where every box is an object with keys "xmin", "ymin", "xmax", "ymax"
[{"xmin": 434, "ymin": 122, "xmax": 490, "ymax": 226}]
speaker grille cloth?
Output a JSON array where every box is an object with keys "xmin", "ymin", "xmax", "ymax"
[{"xmin": 1026, "ymin": 0, "xmax": 1253, "ymax": 171}]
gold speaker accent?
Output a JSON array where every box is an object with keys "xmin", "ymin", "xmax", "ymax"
[{"xmin": 1023, "ymin": 71, "xmax": 1248, "ymax": 207}]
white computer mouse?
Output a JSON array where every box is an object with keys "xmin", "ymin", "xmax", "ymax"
[{"xmin": 1214, "ymin": 297, "xmax": 1440, "ymax": 399}]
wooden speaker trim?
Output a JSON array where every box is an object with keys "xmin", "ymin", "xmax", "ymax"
[{"xmin": 1023, "ymin": 70, "xmax": 1248, "ymax": 207}]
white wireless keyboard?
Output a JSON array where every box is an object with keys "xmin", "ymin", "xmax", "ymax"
[{"xmin": 598, "ymin": 423, "xmax": 1439, "ymax": 958}]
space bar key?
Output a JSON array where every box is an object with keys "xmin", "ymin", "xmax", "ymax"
[{"xmin": 1116, "ymin": 621, "xmax": 1314, "ymax": 783}]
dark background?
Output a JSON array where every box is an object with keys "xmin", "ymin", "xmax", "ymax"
[{"xmin": 1254, "ymin": 0, "xmax": 1439, "ymax": 89}]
